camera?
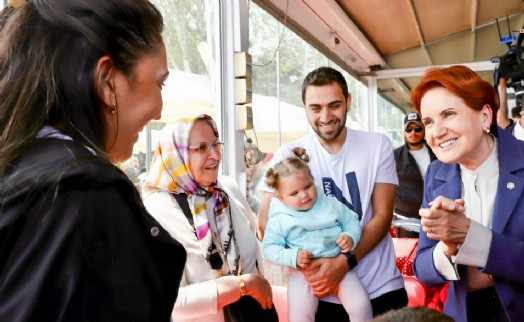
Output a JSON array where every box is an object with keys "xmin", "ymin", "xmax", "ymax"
[{"xmin": 494, "ymin": 22, "xmax": 524, "ymax": 109}]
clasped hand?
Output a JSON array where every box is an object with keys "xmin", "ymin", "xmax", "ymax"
[{"xmin": 419, "ymin": 196, "xmax": 471, "ymax": 257}]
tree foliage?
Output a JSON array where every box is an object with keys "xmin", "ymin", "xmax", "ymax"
[{"xmin": 152, "ymin": 0, "xmax": 211, "ymax": 74}]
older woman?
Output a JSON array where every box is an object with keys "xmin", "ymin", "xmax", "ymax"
[
  {"xmin": 143, "ymin": 114, "xmax": 275, "ymax": 322},
  {"xmin": 412, "ymin": 65, "xmax": 524, "ymax": 322}
]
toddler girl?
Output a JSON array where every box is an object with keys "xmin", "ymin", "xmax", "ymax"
[{"xmin": 262, "ymin": 147, "xmax": 372, "ymax": 322}]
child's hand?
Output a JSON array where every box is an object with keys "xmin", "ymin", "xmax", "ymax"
[
  {"xmin": 336, "ymin": 234, "xmax": 353, "ymax": 253},
  {"xmin": 296, "ymin": 249, "xmax": 314, "ymax": 268}
]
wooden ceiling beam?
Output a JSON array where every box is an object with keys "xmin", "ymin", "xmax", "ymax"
[
  {"xmin": 470, "ymin": 0, "xmax": 478, "ymax": 32},
  {"xmin": 470, "ymin": 0, "xmax": 479, "ymax": 61},
  {"xmin": 405, "ymin": 0, "xmax": 425, "ymax": 48},
  {"xmin": 404, "ymin": 0, "xmax": 433, "ymax": 65}
]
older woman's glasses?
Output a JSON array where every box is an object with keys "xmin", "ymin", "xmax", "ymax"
[
  {"xmin": 188, "ymin": 141, "xmax": 224, "ymax": 153},
  {"xmin": 405, "ymin": 126, "xmax": 423, "ymax": 133}
]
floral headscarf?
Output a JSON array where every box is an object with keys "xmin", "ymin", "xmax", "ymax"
[{"xmin": 143, "ymin": 114, "xmax": 239, "ymax": 274}]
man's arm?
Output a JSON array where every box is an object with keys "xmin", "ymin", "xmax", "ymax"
[
  {"xmin": 302, "ymin": 183, "xmax": 397, "ymax": 297},
  {"xmin": 352, "ymin": 182, "xmax": 397, "ymax": 261},
  {"xmin": 256, "ymin": 191, "xmax": 274, "ymax": 240},
  {"xmin": 497, "ymin": 77, "xmax": 511, "ymax": 129}
]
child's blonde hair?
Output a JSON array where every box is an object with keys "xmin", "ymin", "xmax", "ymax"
[{"xmin": 266, "ymin": 147, "xmax": 313, "ymax": 190}]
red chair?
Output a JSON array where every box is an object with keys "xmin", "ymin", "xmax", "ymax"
[
  {"xmin": 392, "ymin": 236, "xmax": 449, "ymax": 312},
  {"xmin": 403, "ymin": 276, "xmax": 427, "ymax": 307}
]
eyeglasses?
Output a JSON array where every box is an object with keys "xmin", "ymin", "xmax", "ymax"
[
  {"xmin": 188, "ymin": 141, "xmax": 224, "ymax": 153},
  {"xmin": 405, "ymin": 126, "xmax": 423, "ymax": 133}
]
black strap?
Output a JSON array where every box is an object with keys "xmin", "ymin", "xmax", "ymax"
[
  {"xmin": 172, "ymin": 193, "xmax": 193, "ymax": 226},
  {"xmin": 172, "ymin": 191, "xmax": 259, "ymax": 276},
  {"xmin": 172, "ymin": 192, "xmax": 224, "ymax": 270}
]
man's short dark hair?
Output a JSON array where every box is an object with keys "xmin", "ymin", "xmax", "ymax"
[
  {"xmin": 301, "ymin": 66, "xmax": 349, "ymax": 104},
  {"xmin": 372, "ymin": 307, "xmax": 454, "ymax": 322},
  {"xmin": 511, "ymin": 106, "xmax": 521, "ymax": 119}
]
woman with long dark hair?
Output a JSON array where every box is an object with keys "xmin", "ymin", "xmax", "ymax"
[{"xmin": 0, "ymin": 1, "xmax": 186, "ymax": 321}]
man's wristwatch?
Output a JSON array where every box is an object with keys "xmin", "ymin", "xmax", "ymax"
[{"xmin": 344, "ymin": 253, "xmax": 358, "ymax": 269}]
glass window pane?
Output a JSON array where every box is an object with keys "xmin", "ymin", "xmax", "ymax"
[
  {"xmin": 246, "ymin": 2, "xmax": 370, "ymax": 217},
  {"xmin": 248, "ymin": 3, "xmax": 367, "ymax": 156},
  {"xmin": 119, "ymin": 0, "xmax": 220, "ymax": 193}
]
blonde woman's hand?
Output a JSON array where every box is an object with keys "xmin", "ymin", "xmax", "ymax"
[
  {"xmin": 241, "ymin": 273, "xmax": 273, "ymax": 309},
  {"xmin": 420, "ymin": 196, "xmax": 469, "ymax": 244}
]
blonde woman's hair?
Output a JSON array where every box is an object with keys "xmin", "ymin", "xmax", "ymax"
[{"xmin": 266, "ymin": 147, "xmax": 313, "ymax": 190}]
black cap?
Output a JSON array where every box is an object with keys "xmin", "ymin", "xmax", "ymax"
[{"xmin": 404, "ymin": 112, "xmax": 422, "ymax": 128}]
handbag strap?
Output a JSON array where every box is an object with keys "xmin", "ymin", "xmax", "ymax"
[
  {"xmin": 172, "ymin": 192, "xmax": 258, "ymax": 277},
  {"xmin": 172, "ymin": 192, "xmax": 225, "ymax": 271},
  {"xmin": 172, "ymin": 193, "xmax": 193, "ymax": 226}
]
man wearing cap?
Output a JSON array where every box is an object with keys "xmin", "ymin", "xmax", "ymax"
[{"xmin": 393, "ymin": 112, "xmax": 436, "ymax": 237}]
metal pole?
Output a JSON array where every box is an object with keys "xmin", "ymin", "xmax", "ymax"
[{"xmin": 276, "ymin": 22, "xmax": 281, "ymax": 147}]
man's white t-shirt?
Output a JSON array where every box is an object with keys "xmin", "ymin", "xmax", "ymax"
[
  {"xmin": 263, "ymin": 127, "xmax": 404, "ymax": 300},
  {"xmin": 409, "ymin": 145, "xmax": 431, "ymax": 179}
]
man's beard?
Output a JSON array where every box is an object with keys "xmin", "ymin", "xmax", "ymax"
[
  {"xmin": 407, "ymin": 138, "xmax": 424, "ymax": 148},
  {"xmin": 311, "ymin": 114, "xmax": 347, "ymax": 142}
]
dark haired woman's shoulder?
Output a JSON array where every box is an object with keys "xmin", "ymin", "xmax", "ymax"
[
  {"xmin": 1, "ymin": 138, "xmax": 130, "ymax": 200},
  {"xmin": 32, "ymin": 138, "xmax": 123, "ymax": 177}
]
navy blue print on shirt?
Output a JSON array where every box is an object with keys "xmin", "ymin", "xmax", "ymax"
[{"xmin": 322, "ymin": 172, "xmax": 362, "ymax": 220}]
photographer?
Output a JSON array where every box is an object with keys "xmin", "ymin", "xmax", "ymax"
[
  {"xmin": 495, "ymin": 23, "xmax": 524, "ymax": 140},
  {"xmin": 498, "ymin": 76, "xmax": 524, "ymax": 140},
  {"xmin": 496, "ymin": 77, "xmax": 514, "ymax": 129}
]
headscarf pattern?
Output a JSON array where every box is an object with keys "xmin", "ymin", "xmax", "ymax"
[{"xmin": 143, "ymin": 114, "xmax": 238, "ymax": 274}]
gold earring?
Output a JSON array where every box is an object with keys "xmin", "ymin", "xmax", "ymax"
[{"xmin": 106, "ymin": 102, "xmax": 116, "ymax": 114}]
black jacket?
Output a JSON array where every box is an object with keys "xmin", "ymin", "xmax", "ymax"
[
  {"xmin": 505, "ymin": 120, "xmax": 516, "ymax": 134},
  {"xmin": 393, "ymin": 142, "xmax": 437, "ymax": 218},
  {"xmin": 0, "ymin": 139, "xmax": 186, "ymax": 322}
]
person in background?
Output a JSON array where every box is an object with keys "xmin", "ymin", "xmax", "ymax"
[
  {"xmin": 413, "ymin": 65, "xmax": 524, "ymax": 322},
  {"xmin": 496, "ymin": 76, "xmax": 524, "ymax": 140},
  {"xmin": 257, "ymin": 66, "xmax": 407, "ymax": 320},
  {"xmin": 142, "ymin": 114, "xmax": 274, "ymax": 322},
  {"xmin": 510, "ymin": 106, "xmax": 521, "ymax": 124},
  {"xmin": 371, "ymin": 307, "xmax": 454, "ymax": 322},
  {"xmin": 263, "ymin": 147, "xmax": 372, "ymax": 322},
  {"xmin": 497, "ymin": 77, "xmax": 513, "ymax": 129},
  {"xmin": 0, "ymin": 1, "xmax": 186, "ymax": 321},
  {"xmin": 393, "ymin": 112, "xmax": 437, "ymax": 237}
]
